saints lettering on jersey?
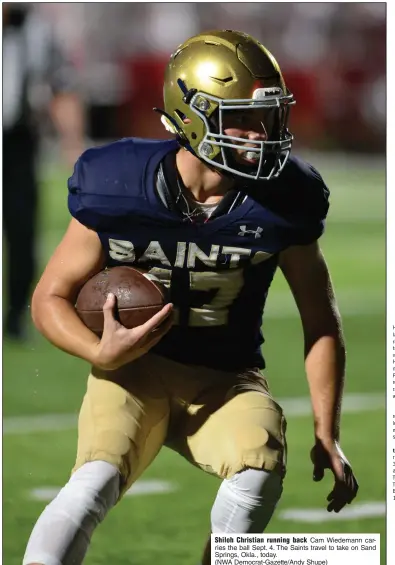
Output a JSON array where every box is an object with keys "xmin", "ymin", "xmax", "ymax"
[
  {"xmin": 108, "ymin": 238, "xmax": 273, "ymax": 327},
  {"xmin": 109, "ymin": 239, "xmax": 272, "ymax": 269}
]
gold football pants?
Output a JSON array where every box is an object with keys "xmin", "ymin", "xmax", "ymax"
[{"xmin": 73, "ymin": 353, "xmax": 287, "ymax": 497}]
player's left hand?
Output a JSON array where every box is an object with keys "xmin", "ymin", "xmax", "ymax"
[{"xmin": 310, "ymin": 439, "xmax": 359, "ymax": 513}]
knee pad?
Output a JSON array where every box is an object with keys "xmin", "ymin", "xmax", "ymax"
[
  {"xmin": 211, "ymin": 467, "xmax": 283, "ymax": 534},
  {"xmin": 23, "ymin": 460, "xmax": 121, "ymax": 565}
]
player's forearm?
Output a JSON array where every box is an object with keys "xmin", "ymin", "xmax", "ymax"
[
  {"xmin": 32, "ymin": 294, "xmax": 100, "ymax": 364},
  {"xmin": 304, "ymin": 331, "xmax": 346, "ymax": 442}
]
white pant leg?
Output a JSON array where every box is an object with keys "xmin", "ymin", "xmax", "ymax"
[
  {"xmin": 23, "ymin": 461, "xmax": 120, "ymax": 565},
  {"xmin": 211, "ymin": 468, "xmax": 283, "ymax": 533}
]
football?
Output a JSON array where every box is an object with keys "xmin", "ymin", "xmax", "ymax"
[{"xmin": 75, "ymin": 266, "xmax": 169, "ymax": 335}]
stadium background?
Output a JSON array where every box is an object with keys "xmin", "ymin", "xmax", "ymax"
[{"xmin": 3, "ymin": 3, "xmax": 386, "ymax": 565}]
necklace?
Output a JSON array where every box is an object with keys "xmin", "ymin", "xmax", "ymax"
[{"xmin": 175, "ymin": 174, "xmax": 219, "ymax": 222}]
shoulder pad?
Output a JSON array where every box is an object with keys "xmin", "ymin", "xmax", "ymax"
[
  {"xmin": 250, "ymin": 154, "xmax": 330, "ymax": 244},
  {"xmin": 68, "ymin": 137, "xmax": 178, "ymax": 230},
  {"xmin": 280, "ymin": 155, "xmax": 330, "ymax": 216}
]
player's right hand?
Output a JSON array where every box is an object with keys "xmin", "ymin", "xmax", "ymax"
[{"xmin": 92, "ymin": 293, "xmax": 174, "ymax": 370}]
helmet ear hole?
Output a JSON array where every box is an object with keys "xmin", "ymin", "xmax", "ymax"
[
  {"xmin": 191, "ymin": 132, "xmax": 197, "ymax": 139},
  {"xmin": 175, "ymin": 109, "xmax": 187, "ymax": 123}
]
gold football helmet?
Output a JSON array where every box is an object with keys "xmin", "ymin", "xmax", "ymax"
[{"xmin": 158, "ymin": 29, "xmax": 295, "ymax": 181}]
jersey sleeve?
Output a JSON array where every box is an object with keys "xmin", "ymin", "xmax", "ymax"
[
  {"xmin": 67, "ymin": 140, "xmax": 140, "ymax": 231},
  {"xmin": 67, "ymin": 138, "xmax": 179, "ymax": 231},
  {"xmin": 291, "ymin": 159, "xmax": 330, "ymax": 245},
  {"xmin": 254, "ymin": 155, "xmax": 330, "ymax": 246}
]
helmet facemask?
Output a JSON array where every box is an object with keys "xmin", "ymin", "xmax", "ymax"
[{"xmin": 187, "ymin": 86, "xmax": 295, "ymax": 181}]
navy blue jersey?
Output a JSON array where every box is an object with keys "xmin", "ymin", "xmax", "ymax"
[{"xmin": 68, "ymin": 138, "xmax": 329, "ymax": 370}]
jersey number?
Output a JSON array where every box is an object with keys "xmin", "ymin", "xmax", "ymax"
[{"xmin": 148, "ymin": 267, "xmax": 244, "ymax": 327}]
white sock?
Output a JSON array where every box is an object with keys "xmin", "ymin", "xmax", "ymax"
[
  {"xmin": 23, "ymin": 461, "xmax": 121, "ymax": 565},
  {"xmin": 211, "ymin": 468, "xmax": 283, "ymax": 533}
]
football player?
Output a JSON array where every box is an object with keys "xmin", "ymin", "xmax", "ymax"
[{"xmin": 23, "ymin": 30, "xmax": 358, "ymax": 565}]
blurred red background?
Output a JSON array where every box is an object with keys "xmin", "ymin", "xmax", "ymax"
[{"xmin": 39, "ymin": 2, "xmax": 386, "ymax": 153}]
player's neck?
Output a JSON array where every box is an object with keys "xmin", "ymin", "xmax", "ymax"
[{"xmin": 176, "ymin": 149, "xmax": 234, "ymax": 204}]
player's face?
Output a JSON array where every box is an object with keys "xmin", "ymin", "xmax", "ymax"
[{"xmin": 222, "ymin": 108, "xmax": 276, "ymax": 166}]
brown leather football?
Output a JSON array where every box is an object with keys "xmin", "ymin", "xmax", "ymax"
[{"xmin": 75, "ymin": 266, "xmax": 169, "ymax": 335}]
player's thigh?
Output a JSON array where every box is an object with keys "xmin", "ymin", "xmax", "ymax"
[
  {"xmin": 73, "ymin": 358, "xmax": 170, "ymax": 495},
  {"xmin": 183, "ymin": 373, "xmax": 287, "ymax": 480}
]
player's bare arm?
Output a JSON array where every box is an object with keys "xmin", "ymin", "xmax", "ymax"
[
  {"xmin": 279, "ymin": 241, "xmax": 358, "ymax": 511},
  {"xmin": 279, "ymin": 241, "xmax": 344, "ymax": 440},
  {"xmin": 32, "ymin": 217, "xmax": 173, "ymax": 369}
]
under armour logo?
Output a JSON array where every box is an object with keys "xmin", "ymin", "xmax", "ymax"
[{"xmin": 238, "ymin": 225, "xmax": 263, "ymax": 238}]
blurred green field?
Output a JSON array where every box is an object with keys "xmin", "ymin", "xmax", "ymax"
[{"xmin": 3, "ymin": 155, "xmax": 385, "ymax": 564}]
